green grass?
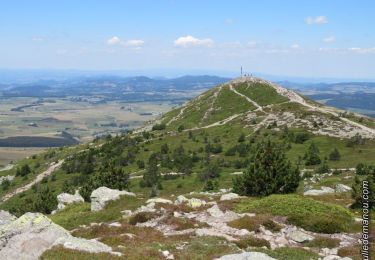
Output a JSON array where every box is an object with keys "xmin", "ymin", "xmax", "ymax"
[
  {"xmin": 50, "ymin": 196, "xmax": 145, "ymax": 230},
  {"xmin": 305, "ymin": 236, "xmax": 340, "ymax": 248},
  {"xmin": 254, "ymin": 247, "xmax": 320, "ymax": 260},
  {"xmin": 235, "ymin": 82, "xmax": 289, "ymax": 106},
  {"xmin": 236, "ymin": 194, "xmax": 354, "ymax": 233},
  {"xmin": 40, "ymin": 246, "xmax": 121, "ymax": 260}
]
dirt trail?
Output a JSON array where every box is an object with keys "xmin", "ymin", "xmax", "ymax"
[
  {"xmin": 229, "ymin": 84, "xmax": 263, "ymax": 111},
  {"xmin": 184, "ymin": 114, "xmax": 241, "ymax": 131},
  {"xmin": 166, "ymin": 106, "xmax": 187, "ymax": 126},
  {"xmin": 1, "ymin": 160, "xmax": 64, "ymax": 203}
]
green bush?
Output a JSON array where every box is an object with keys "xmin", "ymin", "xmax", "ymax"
[
  {"xmin": 235, "ymin": 236, "xmax": 270, "ymax": 249},
  {"xmin": 236, "ymin": 195, "xmax": 353, "ymax": 233}
]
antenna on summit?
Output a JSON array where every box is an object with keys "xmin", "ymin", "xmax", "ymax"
[{"xmin": 241, "ymin": 66, "xmax": 243, "ymax": 77}]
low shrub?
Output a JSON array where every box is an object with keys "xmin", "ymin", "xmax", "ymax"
[
  {"xmin": 236, "ymin": 194, "xmax": 353, "ymax": 233},
  {"xmin": 235, "ymin": 236, "xmax": 270, "ymax": 249}
]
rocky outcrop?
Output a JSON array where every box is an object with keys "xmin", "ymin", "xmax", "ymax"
[
  {"xmin": 0, "ymin": 211, "xmax": 16, "ymax": 227},
  {"xmin": 56, "ymin": 190, "xmax": 84, "ymax": 210},
  {"xmin": 335, "ymin": 184, "xmax": 352, "ymax": 193},
  {"xmin": 304, "ymin": 186, "xmax": 335, "ymax": 196},
  {"xmin": 287, "ymin": 230, "xmax": 314, "ymax": 243},
  {"xmin": 220, "ymin": 193, "xmax": 239, "ymax": 201},
  {"xmin": 174, "ymin": 195, "xmax": 189, "ymax": 205},
  {"xmin": 146, "ymin": 198, "xmax": 173, "ymax": 204},
  {"xmin": 216, "ymin": 251, "xmax": 277, "ymax": 260},
  {"xmin": 90, "ymin": 187, "xmax": 136, "ymax": 211},
  {"xmin": 0, "ymin": 212, "xmax": 118, "ymax": 259}
]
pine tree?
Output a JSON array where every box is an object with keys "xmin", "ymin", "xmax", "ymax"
[
  {"xmin": 143, "ymin": 153, "xmax": 160, "ymax": 187},
  {"xmin": 329, "ymin": 148, "xmax": 341, "ymax": 161},
  {"xmin": 233, "ymin": 140, "xmax": 300, "ymax": 196},
  {"xmin": 304, "ymin": 142, "xmax": 321, "ymax": 165},
  {"xmin": 34, "ymin": 186, "xmax": 57, "ymax": 214}
]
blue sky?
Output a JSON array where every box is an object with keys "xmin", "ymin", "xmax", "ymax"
[{"xmin": 1, "ymin": 0, "xmax": 374, "ymax": 79}]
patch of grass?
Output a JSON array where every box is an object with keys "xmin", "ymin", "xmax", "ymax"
[
  {"xmin": 163, "ymin": 215, "xmax": 208, "ymax": 230},
  {"xmin": 176, "ymin": 236, "xmax": 239, "ymax": 260},
  {"xmin": 236, "ymin": 194, "xmax": 354, "ymax": 233},
  {"xmin": 50, "ymin": 196, "xmax": 145, "ymax": 230},
  {"xmin": 227, "ymin": 214, "xmax": 272, "ymax": 232},
  {"xmin": 305, "ymin": 236, "xmax": 340, "ymax": 248},
  {"xmin": 337, "ymin": 245, "xmax": 362, "ymax": 260},
  {"xmin": 128, "ymin": 212, "xmax": 160, "ymax": 225},
  {"xmin": 236, "ymin": 82, "xmax": 288, "ymax": 106},
  {"xmin": 234, "ymin": 236, "xmax": 270, "ymax": 249},
  {"xmin": 40, "ymin": 246, "xmax": 121, "ymax": 260},
  {"xmin": 262, "ymin": 219, "xmax": 282, "ymax": 232},
  {"xmin": 255, "ymin": 247, "xmax": 320, "ymax": 260}
]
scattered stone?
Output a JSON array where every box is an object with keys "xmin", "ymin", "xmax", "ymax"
[
  {"xmin": 56, "ymin": 190, "xmax": 84, "ymax": 211},
  {"xmin": 304, "ymin": 186, "xmax": 335, "ymax": 196},
  {"xmin": 121, "ymin": 210, "xmax": 133, "ymax": 216},
  {"xmin": 146, "ymin": 198, "xmax": 173, "ymax": 204},
  {"xmin": 335, "ymin": 184, "xmax": 352, "ymax": 193},
  {"xmin": 174, "ymin": 195, "xmax": 188, "ymax": 205},
  {"xmin": 215, "ymin": 251, "xmax": 277, "ymax": 260},
  {"xmin": 220, "ymin": 193, "xmax": 239, "ymax": 201},
  {"xmin": 161, "ymin": 250, "xmax": 174, "ymax": 259},
  {"xmin": 288, "ymin": 230, "xmax": 314, "ymax": 243},
  {"xmin": 187, "ymin": 198, "xmax": 206, "ymax": 208},
  {"xmin": 90, "ymin": 186, "xmax": 136, "ymax": 211},
  {"xmin": 108, "ymin": 222, "xmax": 121, "ymax": 227}
]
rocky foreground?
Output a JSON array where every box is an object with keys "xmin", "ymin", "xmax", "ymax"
[{"xmin": 0, "ymin": 185, "xmax": 359, "ymax": 259}]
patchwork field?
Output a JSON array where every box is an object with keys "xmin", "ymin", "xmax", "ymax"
[{"xmin": 0, "ymin": 97, "xmax": 176, "ymax": 144}]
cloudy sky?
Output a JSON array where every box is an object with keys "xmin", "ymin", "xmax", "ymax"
[{"xmin": 1, "ymin": 0, "xmax": 375, "ymax": 79}]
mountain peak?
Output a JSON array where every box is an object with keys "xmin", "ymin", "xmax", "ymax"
[{"xmin": 159, "ymin": 77, "xmax": 375, "ymax": 139}]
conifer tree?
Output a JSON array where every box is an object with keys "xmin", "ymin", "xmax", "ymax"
[
  {"xmin": 304, "ymin": 142, "xmax": 321, "ymax": 165},
  {"xmin": 233, "ymin": 140, "xmax": 300, "ymax": 196}
]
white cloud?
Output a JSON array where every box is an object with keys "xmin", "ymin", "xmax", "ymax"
[
  {"xmin": 107, "ymin": 36, "xmax": 121, "ymax": 45},
  {"xmin": 348, "ymin": 47, "xmax": 375, "ymax": 54},
  {"xmin": 174, "ymin": 35, "xmax": 214, "ymax": 47},
  {"xmin": 290, "ymin": 44, "xmax": 300, "ymax": 49},
  {"xmin": 323, "ymin": 36, "xmax": 335, "ymax": 43},
  {"xmin": 123, "ymin": 39, "xmax": 145, "ymax": 48},
  {"xmin": 305, "ymin": 16, "xmax": 328, "ymax": 25},
  {"xmin": 106, "ymin": 36, "xmax": 144, "ymax": 48}
]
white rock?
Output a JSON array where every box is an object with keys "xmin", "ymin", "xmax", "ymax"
[
  {"xmin": 304, "ymin": 186, "xmax": 335, "ymax": 196},
  {"xmin": 108, "ymin": 222, "xmax": 121, "ymax": 227},
  {"xmin": 215, "ymin": 251, "xmax": 277, "ymax": 260},
  {"xmin": 335, "ymin": 184, "xmax": 352, "ymax": 193},
  {"xmin": 187, "ymin": 198, "xmax": 206, "ymax": 208},
  {"xmin": 174, "ymin": 195, "xmax": 188, "ymax": 205},
  {"xmin": 220, "ymin": 193, "xmax": 240, "ymax": 201},
  {"xmin": 323, "ymin": 255, "xmax": 352, "ymax": 260},
  {"xmin": 57, "ymin": 190, "xmax": 84, "ymax": 210},
  {"xmin": 0, "ymin": 212, "xmax": 117, "ymax": 259},
  {"xmin": 122, "ymin": 210, "xmax": 133, "ymax": 216},
  {"xmin": 146, "ymin": 198, "xmax": 173, "ymax": 204},
  {"xmin": 90, "ymin": 186, "xmax": 136, "ymax": 211},
  {"xmin": 0, "ymin": 210, "xmax": 16, "ymax": 226},
  {"xmin": 161, "ymin": 250, "xmax": 174, "ymax": 259},
  {"xmin": 207, "ymin": 203, "xmax": 222, "ymax": 214},
  {"xmin": 288, "ymin": 230, "xmax": 314, "ymax": 243}
]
